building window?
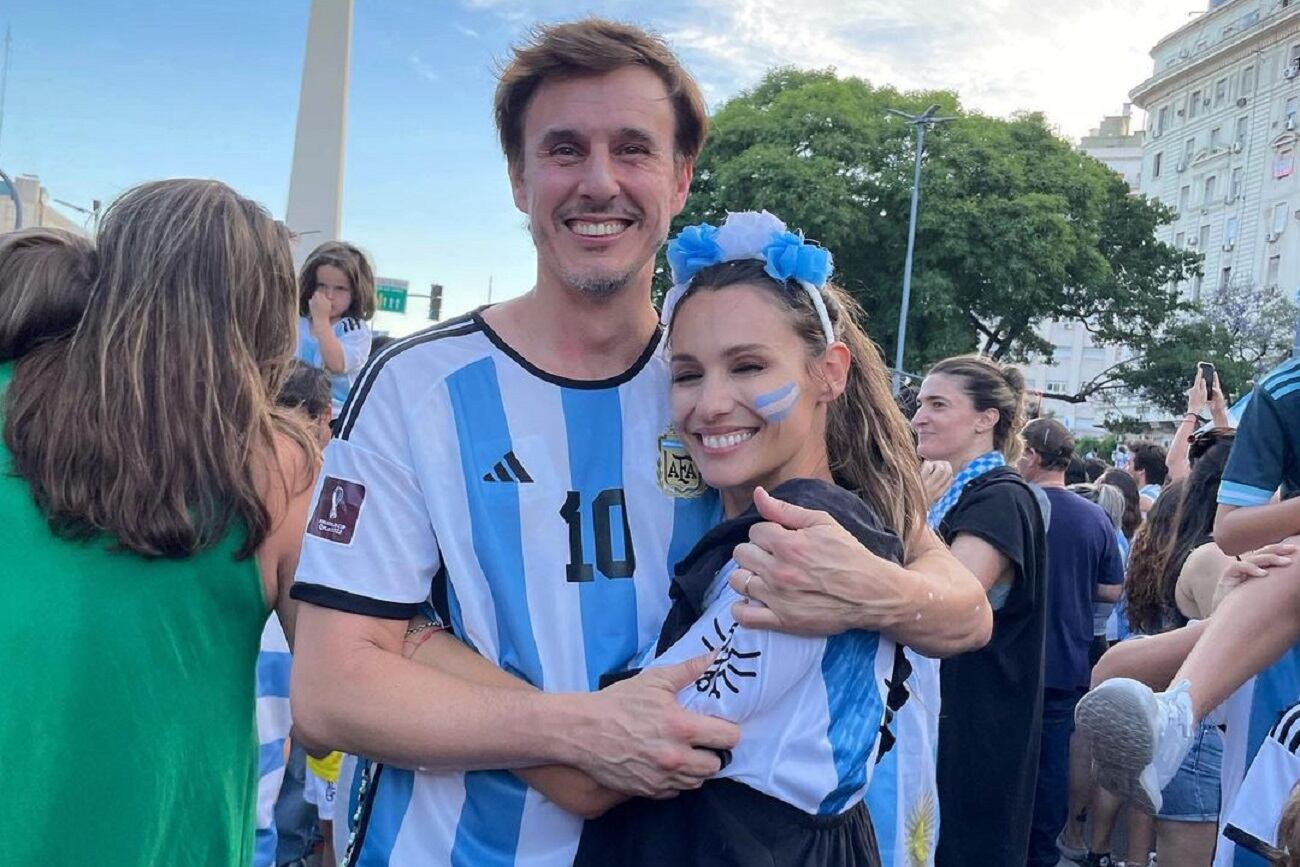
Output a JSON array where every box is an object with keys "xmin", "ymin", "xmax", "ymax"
[
  {"xmin": 1153, "ymin": 152, "xmax": 1163, "ymax": 178},
  {"xmin": 1184, "ymin": 138, "xmax": 1196, "ymax": 166},
  {"xmin": 1204, "ymin": 175, "xmax": 1218, "ymax": 203},
  {"xmin": 1083, "ymin": 347, "xmax": 1107, "ymax": 361},
  {"xmin": 1267, "ymin": 254, "xmax": 1281, "ymax": 287},
  {"xmin": 1215, "ymin": 78, "xmax": 1229, "ymax": 107},
  {"xmin": 1225, "ymin": 215, "xmax": 1239, "ymax": 245},
  {"xmin": 1236, "ymin": 115, "xmax": 1249, "ymax": 149},
  {"xmin": 1192, "ymin": 273, "xmax": 1204, "ymax": 302},
  {"xmin": 1046, "ymin": 381, "xmax": 1067, "ymax": 394},
  {"xmin": 1190, "ymin": 90, "xmax": 1203, "ymax": 118},
  {"xmin": 1230, "ymin": 167, "xmax": 1242, "ymax": 201},
  {"xmin": 1175, "ymin": 231, "xmax": 1185, "ymax": 249},
  {"xmin": 1199, "ymin": 224, "xmax": 1212, "ymax": 251},
  {"xmin": 1179, "ymin": 185, "xmax": 1191, "ymax": 213},
  {"xmin": 1220, "ymin": 266, "xmax": 1232, "ymax": 289},
  {"xmin": 1286, "ymin": 96, "xmax": 1298, "ymax": 129},
  {"xmin": 1242, "ymin": 65, "xmax": 1257, "ymax": 93},
  {"xmin": 1211, "ymin": 127, "xmax": 1223, "ymax": 149},
  {"xmin": 1157, "ymin": 105, "xmax": 1169, "ymax": 135},
  {"xmin": 1274, "ymin": 201, "xmax": 1290, "ymax": 235}
]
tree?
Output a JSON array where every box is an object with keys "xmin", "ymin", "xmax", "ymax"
[
  {"xmin": 1073, "ymin": 281, "xmax": 1297, "ymax": 416},
  {"xmin": 662, "ymin": 68, "xmax": 1199, "ymax": 373}
]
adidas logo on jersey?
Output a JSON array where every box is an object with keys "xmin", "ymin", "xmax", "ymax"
[{"xmin": 482, "ymin": 450, "xmax": 533, "ymax": 484}]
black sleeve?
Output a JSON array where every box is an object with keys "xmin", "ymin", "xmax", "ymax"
[{"xmin": 941, "ymin": 481, "xmax": 1036, "ymax": 577}]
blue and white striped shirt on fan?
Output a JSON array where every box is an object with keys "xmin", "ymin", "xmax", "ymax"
[
  {"xmin": 254, "ymin": 617, "xmax": 292, "ymax": 867},
  {"xmin": 291, "ymin": 313, "xmax": 720, "ymax": 866}
]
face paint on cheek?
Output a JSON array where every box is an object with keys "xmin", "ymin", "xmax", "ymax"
[{"xmin": 753, "ymin": 381, "xmax": 800, "ymax": 422}]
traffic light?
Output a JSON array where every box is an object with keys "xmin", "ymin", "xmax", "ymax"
[{"xmin": 429, "ymin": 283, "xmax": 443, "ymax": 321}]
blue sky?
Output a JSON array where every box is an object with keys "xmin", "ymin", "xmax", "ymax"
[{"xmin": 11, "ymin": 0, "xmax": 1191, "ymax": 334}]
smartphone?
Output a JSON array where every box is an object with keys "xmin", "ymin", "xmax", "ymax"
[{"xmin": 1199, "ymin": 361, "xmax": 1216, "ymax": 400}]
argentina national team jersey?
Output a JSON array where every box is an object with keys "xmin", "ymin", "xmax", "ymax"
[
  {"xmin": 292, "ymin": 312, "xmax": 719, "ymax": 866},
  {"xmin": 1219, "ymin": 358, "xmax": 1300, "ymax": 508},
  {"xmin": 648, "ymin": 566, "xmax": 897, "ymax": 815}
]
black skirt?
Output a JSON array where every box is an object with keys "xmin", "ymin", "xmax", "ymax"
[{"xmin": 574, "ymin": 778, "xmax": 881, "ymax": 867}]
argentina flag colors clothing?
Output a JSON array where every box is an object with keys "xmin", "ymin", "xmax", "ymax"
[
  {"xmin": 254, "ymin": 617, "xmax": 293, "ymax": 867},
  {"xmin": 291, "ymin": 311, "xmax": 719, "ymax": 866},
  {"xmin": 1212, "ymin": 647, "xmax": 1300, "ymax": 867}
]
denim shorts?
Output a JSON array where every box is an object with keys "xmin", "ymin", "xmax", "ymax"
[{"xmin": 1158, "ymin": 720, "xmax": 1223, "ymax": 822}]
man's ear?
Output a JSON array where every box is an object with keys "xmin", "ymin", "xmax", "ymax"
[
  {"xmin": 671, "ymin": 157, "xmax": 694, "ymax": 215},
  {"xmin": 510, "ymin": 163, "xmax": 529, "ymax": 215}
]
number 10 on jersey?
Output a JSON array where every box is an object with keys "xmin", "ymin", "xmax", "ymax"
[{"xmin": 560, "ymin": 489, "xmax": 636, "ymax": 582}]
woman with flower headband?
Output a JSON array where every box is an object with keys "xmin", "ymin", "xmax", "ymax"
[
  {"xmin": 545, "ymin": 210, "xmax": 927, "ymax": 865},
  {"xmin": 396, "ymin": 211, "xmax": 985, "ymax": 865}
]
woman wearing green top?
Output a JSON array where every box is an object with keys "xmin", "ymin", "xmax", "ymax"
[{"xmin": 1, "ymin": 180, "xmax": 317, "ymax": 866}]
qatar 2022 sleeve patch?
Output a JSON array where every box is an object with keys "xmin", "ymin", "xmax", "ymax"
[{"xmin": 307, "ymin": 476, "xmax": 367, "ymax": 545}]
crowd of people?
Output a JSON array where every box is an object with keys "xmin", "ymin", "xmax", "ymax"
[{"xmin": 5, "ymin": 16, "xmax": 1300, "ymax": 867}]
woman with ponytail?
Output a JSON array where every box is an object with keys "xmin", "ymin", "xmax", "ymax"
[{"xmin": 912, "ymin": 355, "xmax": 1049, "ymax": 866}]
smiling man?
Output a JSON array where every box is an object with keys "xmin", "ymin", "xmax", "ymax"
[{"xmin": 290, "ymin": 19, "xmax": 988, "ymax": 867}]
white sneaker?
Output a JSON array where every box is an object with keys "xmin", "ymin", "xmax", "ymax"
[{"xmin": 1075, "ymin": 678, "xmax": 1196, "ymax": 813}]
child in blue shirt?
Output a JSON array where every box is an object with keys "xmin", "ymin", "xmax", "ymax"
[{"xmin": 295, "ymin": 241, "xmax": 375, "ymax": 416}]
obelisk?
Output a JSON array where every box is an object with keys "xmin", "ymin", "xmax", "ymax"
[{"xmin": 285, "ymin": 0, "xmax": 353, "ymax": 264}]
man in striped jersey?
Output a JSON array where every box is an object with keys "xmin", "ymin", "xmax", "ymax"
[{"xmin": 290, "ymin": 19, "xmax": 989, "ymax": 867}]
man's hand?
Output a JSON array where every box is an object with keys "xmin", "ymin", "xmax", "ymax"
[
  {"xmin": 308, "ymin": 289, "xmax": 332, "ymax": 325},
  {"xmin": 1212, "ymin": 542, "xmax": 1297, "ymax": 611},
  {"xmin": 920, "ymin": 460, "xmax": 954, "ymax": 508},
  {"xmin": 727, "ymin": 486, "xmax": 905, "ymax": 636},
  {"xmin": 576, "ymin": 654, "xmax": 739, "ymax": 798}
]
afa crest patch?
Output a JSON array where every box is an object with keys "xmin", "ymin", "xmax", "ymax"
[{"xmin": 657, "ymin": 427, "xmax": 706, "ymax": 499}]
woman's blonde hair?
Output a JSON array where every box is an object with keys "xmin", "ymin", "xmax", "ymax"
[
  {"xmin": 671, "ymin": 259, "xmax": 926, "ymax": 554},
  {"xmin": 5, "ymin": 179, "xmax": 312, "ymax": 558}
]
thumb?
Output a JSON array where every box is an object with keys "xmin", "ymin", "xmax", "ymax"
[
  {"xmin": 655, "ymin": 652, "xmax": 715, "ymax": 692},
  {"xmin": 753, "ymin": 486, "xmax": 831, "ymax": 530}
]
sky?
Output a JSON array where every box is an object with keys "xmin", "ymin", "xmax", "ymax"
[{"xmin": 11, "ymin": 0, "xmax": 1201, "ymax": 335}]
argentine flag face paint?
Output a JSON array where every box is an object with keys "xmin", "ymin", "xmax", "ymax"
[{"xmin": 754, "ymin": 381, "xmax": 800, "ymax": 422}]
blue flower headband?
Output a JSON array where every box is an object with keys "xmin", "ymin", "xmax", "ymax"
[{"xmin": 662, "ymin": 210, "xmax": 836, "ymax": 344}]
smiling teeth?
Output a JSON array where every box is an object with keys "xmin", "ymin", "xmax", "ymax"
[
  {"xmin": 570, "ymin": 221, "xmax": 627, "ymax": 236},
  {"xmin": 702, "ymin": 431, "xmax": 754, "ymax": 449}
]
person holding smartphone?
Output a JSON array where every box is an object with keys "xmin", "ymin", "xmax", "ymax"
[{"xmin": 1168, "ymin": 363, "xmax": 1232, "ymax": 482}]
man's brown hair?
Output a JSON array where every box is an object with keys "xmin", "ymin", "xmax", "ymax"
[{"xmin": 494, "ymin": 19, "xmax": 708, "ymax": 173}]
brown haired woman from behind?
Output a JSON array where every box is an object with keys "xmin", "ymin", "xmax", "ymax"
[{"xmin": 1, "ymin": 179, "xmax": 317, "ymax": 867}]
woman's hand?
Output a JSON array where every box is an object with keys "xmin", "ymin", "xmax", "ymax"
[
  {"xmin": 1211, "ymin": 543, "xmax": 1297, "ymax": 612},
  {"xmin": 920, "ymin": 460, "xmax": 954, "ymax": 508},
  {"xmin": 1209, "ymin": 372, "xmax": 1230, "ymax": 427},
  {"xmin": 1185, "ymin": 369, "xmax": 1209, "ymax": 417}
]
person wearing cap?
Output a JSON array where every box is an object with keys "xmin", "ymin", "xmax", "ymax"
[{"xmin": 1017, "ymin": 417, "xmax": 1125, "ymax": 866}]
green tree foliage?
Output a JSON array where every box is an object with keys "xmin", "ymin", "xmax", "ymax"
[
  {"xmin": 1082, "ymin": 281, "xmax": 1298, "ymax": 417},
  {"xmin": 663, "ymin": 69, "xmax": 1199, "ymax": 373}
]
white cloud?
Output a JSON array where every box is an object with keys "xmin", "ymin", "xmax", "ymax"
[
  {"xmin": 454, "ymin": 23, "xmax": 481, "ymax": 38},
  {"xmin": 463, "ymin": 0, "xmax": 1198, "ymax": 140},
  {"xmin": 408, "ymin": 51, "xmax": 440, "ymax": 83}
]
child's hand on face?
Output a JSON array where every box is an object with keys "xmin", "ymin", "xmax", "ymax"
[{"xmin": 308, "ymin": 289, "xmax": 333, "ymax": 323}]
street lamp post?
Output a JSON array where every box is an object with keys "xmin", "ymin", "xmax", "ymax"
[{"xmin": 888, "ymin": 105, "xmax": 954, "ymax": 394}]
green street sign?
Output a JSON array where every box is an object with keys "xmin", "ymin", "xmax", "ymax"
[{"xmin": 376, "ymin": 279, "xmax": 409, "ymax": 314}]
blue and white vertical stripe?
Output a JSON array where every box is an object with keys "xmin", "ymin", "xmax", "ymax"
[
  {"xmin": 254, "ymin": 617, "xmax": 292, "ymax": 867},
  {"xmin": 335, "ymin": 326, "xmax": 719, "ymax": 866}
]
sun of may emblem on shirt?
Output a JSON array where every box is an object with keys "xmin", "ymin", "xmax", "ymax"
[
  {"xmin": 694, "ymin": 617, "xmax": 761, "ymax": 698},
  {"xmin": 657, "ymin": 426, "xmax": 707, "ymax": 499}
]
